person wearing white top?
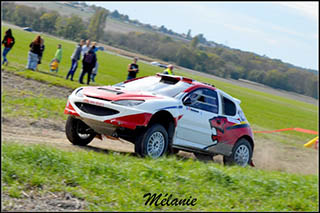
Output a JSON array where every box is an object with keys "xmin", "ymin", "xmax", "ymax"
[
  {"xmin": 79, "ymin": 40, "xmax": 91, "ymax": 82},
  {"xmin": 81, "ymin": 40, "xmax": 91, "ymax": 58}
]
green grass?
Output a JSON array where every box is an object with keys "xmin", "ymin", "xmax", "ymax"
[
  {"xmin": 2, "ymin": 24, "xmax": 318, "ymax": 142},
  {"xmin": 2, "ymin": 142, "xmax": 318, "ymax": 211},
  {"xmin": 2, "ymin": 90, "xmax": 66, "ymax": 120}
]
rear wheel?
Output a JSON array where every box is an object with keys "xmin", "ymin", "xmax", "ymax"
[
  {"xmin": 223, "ymin": 138, "xmax": 252, "ymax": 167},
  {"xmin": 65, "ymin": 116, "xmax": 96, "ymax": 146},
  {"xmin": 135, "ymin": 124, "xmax": 168, "ymax": 158}
]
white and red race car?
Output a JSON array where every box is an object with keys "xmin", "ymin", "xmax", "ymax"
[{"xmin": 64, "ymin": 74, "xmax": 254, "ymax": 166}]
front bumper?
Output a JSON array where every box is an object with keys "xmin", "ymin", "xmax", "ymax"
[{"xmin": 64, "ymin": 94, "xmax": 152, "ymax": 134}]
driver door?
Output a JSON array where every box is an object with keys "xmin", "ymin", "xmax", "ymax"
[{"xmin": 175, "ymin": 88, "xmax": 219, "ymax": 148}]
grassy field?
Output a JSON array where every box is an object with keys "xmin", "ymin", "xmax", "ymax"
[
  {"xmin": 1, "ymin": 25, "xmax": 318, "ymax": 141},
  {"xmin": 2, "ymin": 142, "xmax": 318, "ymax": 211}
]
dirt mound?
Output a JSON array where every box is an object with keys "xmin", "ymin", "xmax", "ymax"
[{"xmin": 2, "ymin": 71, "xmax": 73, "ymax": 99}]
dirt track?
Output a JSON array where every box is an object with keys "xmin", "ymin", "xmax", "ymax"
[{"xmin": 2, "ymin": 71, "xmax": 318, "ymax": 176}]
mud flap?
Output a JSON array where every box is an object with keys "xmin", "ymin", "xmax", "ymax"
[{"xmin": 250, "ymin": 160, "xmax": 255, "ymax": 167}]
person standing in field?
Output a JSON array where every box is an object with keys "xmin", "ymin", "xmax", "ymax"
[
  {"xmin": 127, "ymin": 57, "xmax": 139, "ymax": 80},
  {"xmin": 66, "ymin": 39, "xmax": 84, "ymax": 81},
  {"xmin": 36, "ymin": 38, "xmax": 45, "ymax": 71},
  {"xmin": 78, "ymin": 39, "xmax": 91, "ymax": 81},
  {"xmin": 2, "ymin": 28, "xmax": 15, "ymax": 66},
  {"xmin": 26, "ymin": 35, "xmax": 41, "ymax": 71},
  {"xmin": 81, "ymin": 39, "xmax": 91, "ymax": 57},
  {"xmin": 163, "ymin": 64, "xmax": 174, "ymax": 75},
  {"xmin": 90, "ymin": 42, "xmax": 100, "ymax": 82},
  {"xmin": 50, "ymin": 44, "xmax": 62, "ymax": 72},
  {"xmin": 79, "ymin": 46, "xmax": 97, "ymax": 85}
]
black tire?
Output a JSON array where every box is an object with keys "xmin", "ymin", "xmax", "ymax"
[
  {"xmin": 65, "ymin": 116, "xmax": 96, "ymax": 146},
  {"xmin": 135, "ymin": 124, "xmax": 168, "ymax": 158},
  {"xmin": 223, "ymin": 138, "xmax": 252, "ymax": 167},
  {"xmin": 194, "ymin": 152, "xmax": 214, "ymax": 162}
]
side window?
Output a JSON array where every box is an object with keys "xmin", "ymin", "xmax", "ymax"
[
  {"xmin": 183, "ymin": 88, "xmax": 219, "ymax": 113},
  {"xmin": 222, "ymin": 97, "xmax": 236, "ymax": 116}
]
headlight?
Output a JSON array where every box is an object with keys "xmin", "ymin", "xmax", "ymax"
[
  {"xmin": 75, "ymin": 88, "xmax": 84, "ymax": 98},
  {"xmin": 112, "ymin": 100, "xmax": 145, "ymax": 106}
]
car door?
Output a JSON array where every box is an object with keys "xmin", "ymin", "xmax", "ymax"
[{"xmin": 175, "ymin": 88, "xmax": 219, "ymax": 148}]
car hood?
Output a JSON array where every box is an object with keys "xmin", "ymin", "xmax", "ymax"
[{"xmin": 82, "ymin": 86, "xmax": 164, "ymax": 101}]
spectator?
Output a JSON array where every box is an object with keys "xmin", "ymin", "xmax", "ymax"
[
  {"xmin": 127, "ymin": 57, "xmax": 139, "ymax": 80},
  {"xmin": 2, "ymin": 28, "xmax": 15, "ymax": 66},
  {"xmin": 79, "ymin": 46, "xmax": 97, "ymax": 85},
  {"xmin": 81, "ymin": 39, "xmax": 91, "ymax": 57},
  {"xmin": 91, "ymin": 62, "xmax": 99, "ymax": 82},
  {"xmin": 90, "ymin": 42, "xmax": 100, "ymax": 82},
  {"xmin": 50, "ymin": 44, "xmax": 62, "ymax": 72},
  {"xmin": 78, "ymin": 39, "xmax": 91, "ymax": 78},
  {"xmin": 66, "ymin": 39, "xmax": 84, "ymax": 81},
  {"xmin": 163, "ymin": 64, "xmax": 174, "ymax": 75},
  {"xmin": 26, "ymin": 35, "xmax": 41, "ymax": 71},
  {"xmin": 36, "ymin": 38, "xmax": 45, "ymax": 71}
]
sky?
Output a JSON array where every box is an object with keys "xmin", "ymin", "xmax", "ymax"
[{"xmin": 86, "ymin": 1, "xmax": 318, "ymax": 70}]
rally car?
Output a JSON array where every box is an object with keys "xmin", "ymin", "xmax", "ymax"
[{"xmin": 64, "ymin": 74, "xmax": 254, "ymax": 166}]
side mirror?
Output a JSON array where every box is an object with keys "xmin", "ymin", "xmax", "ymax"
[{"xmin": 183, "ymin": 97, "xmax": 192, "ymax": 105}]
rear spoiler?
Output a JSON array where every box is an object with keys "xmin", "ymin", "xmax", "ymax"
[{"xmin": 156, "ymin": 73, "xmax": 194, "ymax": 84}]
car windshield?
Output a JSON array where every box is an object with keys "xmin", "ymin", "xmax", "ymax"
[{"xmin": 114, "ymin": 76, "xmax": 191, "ymax": 97}]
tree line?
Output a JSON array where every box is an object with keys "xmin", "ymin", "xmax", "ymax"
[
  {"xmin": 2, "ymin": 2, "xmax": 108, "ymax": 42},
  {"xmin": 103, "ymin": 31, "xmax": 318, "ymax": 98},
  {"xmin": 2, "ymin": 2, "xmax": 318, "ymax": 99}
]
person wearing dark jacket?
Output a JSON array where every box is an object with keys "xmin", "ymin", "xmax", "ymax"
[
  {"xmin": 36, "ymin": 38, "xmax": 45, "ymax": 71},
  {"xmin": 26, "ymin": 35, "xmax": 41, "ymax": 71},
  {"xmin": 127, "ymin": 57, "xmax": 139, "ymax": 80},
  {"xmin": 2, "ymin": 28, "xmax": 15, "ymax": 66},
  {"xmin": 66, "ymin": 39, "xmax": 84, "ymax": 81},
  {"xmin": 79, "ymin": 47, "xmax": 97, "ymax": 85}
]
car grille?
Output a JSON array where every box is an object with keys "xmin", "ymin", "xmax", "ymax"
[{"xmin": 75, "ymin": 102, "xmax": 119, "ymax": 116}]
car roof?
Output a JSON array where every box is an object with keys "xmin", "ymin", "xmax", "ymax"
[
  {"xmin": 155, "ymin": 74, "xmax": 241, "ymax": 104},
  {"xmin": 121, "ymin": 74, "xmax": 240, "ymax": 102}
]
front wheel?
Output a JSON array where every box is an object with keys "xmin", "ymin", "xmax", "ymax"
[
  {"xmin": 135, "ymin": 124, "xmax": 168, "ymax": 158},
  {"xmin": 223, "ymin": 138, "xmax": 252, "ymax": 167},
  {"xmin": 65, "ymin": 116, "xmax": 96, "ymax": 146}
]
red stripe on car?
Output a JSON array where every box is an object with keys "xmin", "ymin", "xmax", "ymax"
[
  {"xmin": 83, "ymin": 87, "xmax": 162, "ymax": 101},
  {"xmin": 104, "ymin": 113, "xmax": 153, "ymax": 129},
  {"xmin": 64, "ymin": 101, "xmax": 80, "ymax": 116},
  {"xmin": 184, "ymin": 84, "xmax": 216, "ymax": 93}
]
